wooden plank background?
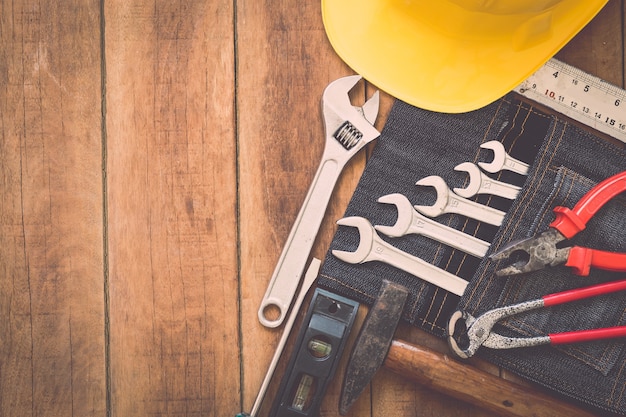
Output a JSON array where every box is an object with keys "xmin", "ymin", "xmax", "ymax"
[{"xmin": 0, "ymin": 1, "xmax": 624, "ymax": 416}]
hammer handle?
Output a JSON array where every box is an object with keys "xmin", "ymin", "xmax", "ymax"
[{"xmin": 385, "ymin": 340, "xmax": 597, "ymax": 417}]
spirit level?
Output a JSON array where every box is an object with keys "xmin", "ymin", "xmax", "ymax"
[{"xmin": 268, "ymin": 288, "xmax": 359, "ymax": 417}]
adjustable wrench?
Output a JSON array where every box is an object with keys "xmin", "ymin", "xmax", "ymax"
[
  {"xmin": 258, "ymin": 76, "xmax": 381, "ymax": 328},
  {"xmin": 375, "ymin": 193, "xmax": 490, "ymax": 258},
  {"xmin": 332, "ymin": 217, "xmax": 468, "ymax": 296}
]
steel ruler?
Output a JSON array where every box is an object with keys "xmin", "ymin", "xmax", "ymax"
[{"xmin": 514, "ymin": 58, "xmax": 626, "ymax": 143}]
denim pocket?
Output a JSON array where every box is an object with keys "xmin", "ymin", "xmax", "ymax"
[
  {"xmin": 319, "ymin": 96, "xmax": 626, "ymax": 413},
  {"xmin": 459, "ymin": 117, "xmax": 626, "ymax": 413},
  {"xmin": 495, "ymin": 166, "xmax": 626, "ymax": 375}
]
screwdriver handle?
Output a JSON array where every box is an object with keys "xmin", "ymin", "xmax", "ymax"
[{"xmin": 384, "ymin": 339, "xmax": 597, "ymax": 417}]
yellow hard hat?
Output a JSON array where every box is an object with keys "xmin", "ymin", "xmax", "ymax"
[{"xmin": 322, "ymin": 0, "xmax": 608, "ymax": 113}]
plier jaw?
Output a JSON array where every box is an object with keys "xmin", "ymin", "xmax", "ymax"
[
  {"xmin": 491, "ymin": 170, "xmax": 626, "ymax": 277},
  {"xmin": 448, "ymin": 279, "xmax": 626, "ymax": 359},
  {"xmin": 490, "ymin": 228, "xmax": 570, "ymax": 276}
]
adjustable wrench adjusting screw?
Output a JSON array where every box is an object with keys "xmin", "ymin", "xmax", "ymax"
[{"xmin": 334, "ymin": 121, "xmax": 363, "ymax": 149}]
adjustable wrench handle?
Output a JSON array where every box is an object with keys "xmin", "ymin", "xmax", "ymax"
[{"xmin": 258, "ymin": 155, "xmax": 344, "ymax": 328}]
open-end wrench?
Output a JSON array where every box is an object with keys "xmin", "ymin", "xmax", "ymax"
[
  {"xmin": 478, "ymin": 140, "xmax": 529, "ymax": 175},
  {"xmin": 375, "ymin": 193, "xmax": 490, "ymax": 258},
  {"xmin": 453, "ymin": 162, "xmax": 521, "ymax": 200},
  {"xmin": 414, "ymin": 176, "xmax": 506, "ymax": 226},
  {"xmin": 332, "ymin": 217, "xmax": 468, "ymax": 296},
  {"xmin": 258, "ymin": 76, "xmax": 381, "ymax": 328}
]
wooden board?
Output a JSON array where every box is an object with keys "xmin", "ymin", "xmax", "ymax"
[
  {"xmin": 104, "ymin": 1, "xmax": 239, "ymax": 416},
  {"xmin": 0, "ymin": 1, "xmax": 624, "ymax": 416},
  {"xmin": 0, "ymin": 1, "xmax": 106, "ymax": 415}
]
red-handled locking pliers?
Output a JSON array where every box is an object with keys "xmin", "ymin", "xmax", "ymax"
[
  {"xmin": 491, "ymin": 170, "xmax": 626, "ymax": 276},
  {"xmin": 447, "ymin": 279, "xmax": 626, "ymax": 358}
]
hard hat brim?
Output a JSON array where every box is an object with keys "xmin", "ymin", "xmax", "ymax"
[{"xmin": 322, "ymin": 0, "xmax": 609, "ymax": 113}]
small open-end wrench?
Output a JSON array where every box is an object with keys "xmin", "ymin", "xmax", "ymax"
[
  {"xmin": 414, "ymin": 176, "xmax": 506, "ymax": 226},
  {"xmin": 258, "ymin": 76, "xmax": 381, "ymax": 328},
  {"xmin": 453, "ymin": 162, "xmax": 521, "ymax": 200},
  {"xmin": 375, "ymin": 193, "xmax": 490, "ymax": 258},
  {"xmin": 332, "ymin": 217, "xmax": 468, "ymax": 296},
  {"xmin": 478, "ymin": 141, "xmax": 529, "ymax": 175}
]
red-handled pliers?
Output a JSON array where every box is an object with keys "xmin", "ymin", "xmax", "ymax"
[
  {"xmin": 448, "ymin": 279, "xmax": 626, "ymax": 358},
  {"xmin": 491, "ymin": 170, "xmax": 626, "ymax": 277}
]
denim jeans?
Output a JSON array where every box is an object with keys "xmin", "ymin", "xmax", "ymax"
[{"xmin": 318, "ymin": 94, "xmax": 626, "ymax": 415}]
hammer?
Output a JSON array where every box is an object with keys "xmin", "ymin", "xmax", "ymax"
[{"xmin": 339, "ymin": 280, "xmax": 598, "ymax": 417}]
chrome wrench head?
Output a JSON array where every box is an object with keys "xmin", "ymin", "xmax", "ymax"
[
  {"xmin": 415, "ymin": 175, "xmax": 506, "ymax": 226},
  {"xmin": 374, "ymin": 193, "xmax": 414, "ymax": 237},
  {"xmin": 332, "ymin": 217, "xmax": 375, "ymax": 264},
  {"xmin": 322, "ymin": 75, "xmax": 381, "ymax": 151},
  {"xmin": 478, "ymin": 140, "xmax": 529, "ymax": 175},
  {"xmin": 454, "ymin": 162, "xmax": 521, "ymax": 199},
  {"xmin": 334, "ymin": 217, "xmax": 470, "ymax": 296},
  {"xmin": 413, "ymin": 176, "xmax": 451, "ymax": 218},
  {"xmin": 477, "ymin": 141, "xmax": 507, "ymax": 173},
  {"xmin": 453, "ymin": 162, "xmax": 482, "ymax": 198}
]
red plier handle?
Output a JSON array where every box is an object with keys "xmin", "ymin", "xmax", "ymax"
[
  {"xmin": 492, "ymin": 170, "xmax": 626, "ymax": 276},
  {"xmin": 544, "ymin": 279, "xmax": 626, "ymax": 344},
  {"xmin": 550, "ymin": 170, "xmax": 626, "ymax": 238},
  {"xmin": 565, "ymin": 246, "xmax": 626, "ymax": 276},
  {"xmin": 552, "ymin": 170, "xmax": 626, "ymax": 275}
]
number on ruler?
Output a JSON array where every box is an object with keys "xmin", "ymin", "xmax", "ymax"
[{"xmin": 514, "ymin": 58, "xmax": 626, "ymax": 143}]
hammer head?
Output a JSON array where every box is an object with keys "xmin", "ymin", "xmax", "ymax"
[{"xmin": 339, "ymin": 280, "xmax": 409, "ymax": 414}]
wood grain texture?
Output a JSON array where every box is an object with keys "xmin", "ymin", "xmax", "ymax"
[
  {"xmin": 0, "ymin": 1, "xmax": 624, "ymax": 416},
  {"xmin": 384, "ymin": 340, "xmax": 597, "ymax": 417},
  {"xmin": 236, "ymin": 1, "xmax": 362, "ymax": 415},
  {"xmin": 105, "ymin": 1, "xmax": 238, "ymax": 416},
  {"xmin": 0, "ymin": 0, "xmax": 106, "ymax": 416}
]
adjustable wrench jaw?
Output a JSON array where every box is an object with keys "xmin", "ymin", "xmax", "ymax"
[
  {"xmin": 322, "ymin": 75, "xmax": 381, "ymax": 155},
  {"xmin": 490, "ymin": 228, "xmax": 570, "ymax": 276}
]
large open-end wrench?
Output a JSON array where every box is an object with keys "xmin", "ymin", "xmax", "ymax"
[
  {"xmin": 453, "ymin": 162, "xmax": 521, "ymax": 200},
  {"xmin": 375, "ymin": 193, "xmax": 490, "ymax": 258},
  {"xmin": 478, "ymin": 140, "xmax": 529, "ymax": 175},
  {"xmin": 332, "ymin": 217, "xmax": 468, "ymax": 296},
  {"xmin": 258, "ymin": 76, "xmax": 381, "ymax": 328},
  {"xmin": 414, "ymin": 176, "xmax": 506, "ymax": 226}
]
